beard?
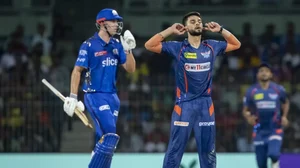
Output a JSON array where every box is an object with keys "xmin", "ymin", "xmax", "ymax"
[{"xmin": 188, "ymin": 29, "xmax": 202, "ymax": 36}]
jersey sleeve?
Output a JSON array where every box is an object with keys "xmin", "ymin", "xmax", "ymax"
[
  {"xmin": 161, "ymin": 41, "xmax": 182, "ymax": 59},
  {"xmin": 243, "ymin": 88, "xmax": 253, "ymax": 108},
  {"xmin": 207, "ymin": 40, "xmax": 227, "ymax": 57},
  {"xmin": 75, "ymin": 41, "xmax": 91, "ymax": 68},
  {"xmin": 118, "ymin": 44, "xmax": 127, "ymax": 65},
  {"xmin": 278, "ymin": 85, "xmax": 287, "ymax": 103}
]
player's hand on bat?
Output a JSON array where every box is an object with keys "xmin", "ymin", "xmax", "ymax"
[
  {"xmin": 281, "ymin": 116, "xmax": 289, "ymax": 127},
  {"xmin": 170, "ymin": 23, "xmax": 186, "ymax": 35},
  {"xmin": 63, "ymin": 97, "xmax": 85, "ymax": 117},
  {"xmin": 204, "ymin": 22, "xmax": 221, "ymax": 33}
]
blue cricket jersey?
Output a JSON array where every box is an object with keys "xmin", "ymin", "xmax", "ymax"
[
  {"xmin": 75, "ymin": 32, "xmax": 127, "ymax": 93},
  {"xmin": 162, "ymin": 39, "xmax": 227, "ymax": 102},
  {"xmin": 243, "ymin": 82, "xmax": 287, "ymax": 133}
]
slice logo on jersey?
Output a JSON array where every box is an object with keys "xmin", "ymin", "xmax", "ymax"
[
  {"xmin": 102, "ymin": 57, "xmax": 118, "ymax": 67},
  {"xmin": 95, "ymin": 51, "xmax": 107, "ymax": 57},
  {"xmin": 254, "ymin": 93, "xmax": 264, "ymax": 100},
  {"xmin": 256, "ymin": 101, "xmax": 276, "ymax": 109},
  {"xmin": 268, "ymin": 93, "xmax": 278, "ymax": 100},
  {"xmin": 174, "ymin": 121, "xmax": 189, "ymax": 127},
  {"xmin": 200, "ymin": 50, "xmax": 211, "ymax": 58},
  {"xmin": 99, "ymin": 105, "xmax": 110, "ymax": 111},
  {"xmin": 113, "ymin": 48, "xmax": 119, "ymax": 55},
  {"xmin": 79, "ymin": 50, "xmax": 87, "ymax": 56},
  {"xmin": 184, "ymin": 62, "xmax": 210, "ymax": 72},
  {"xmin": 184, "ymin": 52, "xmax": 197, "ymax": 59}
]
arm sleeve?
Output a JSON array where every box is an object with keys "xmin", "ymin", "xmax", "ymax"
[
  {"xmin": 278, "ymin": 85, "xmax": 287, "ymax": 103},
  {"xmin": 243, "ymin": 88, "xmax": 253, "ymax": 108},
  {"xmin": 118, "ymin": 44, "xmax": 127, "ymax": 65},
  {"xmin": 75, "ymin": 41, "xmax": 91, "ymax": 68},
  {"xmin": 161, "ymin": 41, "xmax": 182, "ymax": 59}
]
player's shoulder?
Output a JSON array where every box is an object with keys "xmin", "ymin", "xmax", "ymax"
[
  {"xmin": 247, "ymin": 84, "xmax": 259, "ymax": 93},
  {"xmin": 81, "ymin": 36, "xmax": 95, "ymax": 48},
  {"xmin": 203, "ymin": 39, "xmax": 221, "ymax": 44},
  {"xmin": 270, "ymin": 82, "xmax": 286, "ymax": 92}
]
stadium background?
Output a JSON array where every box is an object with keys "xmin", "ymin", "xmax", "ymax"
[{"xmin": 0, "ymin": 0, "xmax": 300, "ymax": 167}]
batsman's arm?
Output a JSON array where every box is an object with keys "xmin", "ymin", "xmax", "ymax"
[
  {"xmin": 144, "ymin": 28, "xmax": 173, "ymax": 53},
  {"xmin": 220, "ymin": 28, "xmax": 241, "ymax": 52},
  {"xmin": 70, "ymin": 66, "xmax": 85, "ymax": 96}
]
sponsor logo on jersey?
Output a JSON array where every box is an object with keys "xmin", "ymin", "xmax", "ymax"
[
  {"xmin": 95, "ymin": 51, "xmax": 107, "ymax": 57},
  {"xmin": 174, "ymin": 121, "xmax": 189, "ymax": 126},
  {"xmin": 268, "ymin": 93, "xmax": 278, "ymax": 100},
  {"xmin": 79, "ymin": 50, "xmax": 87, "ymax": 56},
  {"xmin": 113, "ymin": 110, "xmax": 119, "ymax": 116},
  {"xmin": 256, "ymin": 101, "xmax": 276, "ymax": 109},
  {"xmin": 99, "ymin": 105, "xmax": 110, "ymax": 111},
  {"xmin": 102, "ymin": 57, "xmax": 118, "ymax": 67},
  {"xmin": 76, "ymin": 58, "xmax": 86, "ymax": 62},
  {"xmin": 184, "ymin": 52, "xmax": 197, "ymax": 59},
  {"xmin": 200, "ymin": 50, "xmax": 211, "ymax": 58},
  {"xmin": 113, "ymin": 48, "xmax": 119, "ymax": 55},
  {"xmin": 184, "ymin": 62, "xmax": 210, "ymax": 72},
  {"xmin": 254, "ymin": 93, "xmax": 264, "ymax": 100},
  {"xmin": 199, "ymin": 121, "xmax": 215, "ymax": 126},
  {"xmin": 253, "ymin": 141, "xmax": 264, "ymax": 146}
]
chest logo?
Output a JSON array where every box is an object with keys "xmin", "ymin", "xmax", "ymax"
[
  {"xmin": 95, "ymin": 51, "xmax": 107, "ymax": 57},
  {"xmin": 201, "ymin": 50, "xmax": 211, "ymax": 58},
  {"xmin": 113, "ymin": 48, "xmax": 119, "ymax": 55},
  {"xmin": 268, "ymin": 93, "xmax": 278, "ymax": 100},
  {"xmin": 254, "ymin": 93, "xmax": 264, "ymax": 100},
  {"xmin": 184, "ymin": 52, "xmax": 197, "ymax": 59},
  {"xmin": 184, "ymin": 62, "xmax": 210, "ymax": 72}
]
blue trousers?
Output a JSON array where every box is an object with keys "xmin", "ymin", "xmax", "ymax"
[
  {"xmin": 253, "ymin": 130, "xmax": 283, "ymax": 168},
  {"xmin": 84, "ymin": 92, "xmax": 120, "ymax": 143},
  {"xmin": 163, "ymin": 97, "xmax": 216, "ymax": 168}
]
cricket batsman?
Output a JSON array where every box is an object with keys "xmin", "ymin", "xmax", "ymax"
[
  {"xmin": 145, "ymin": 12, "xmax": 241, "ymax": 168},
  {"xmin": 62, "ymin": 8, "xmax": 136, "ymax": 168},
  {"xmin": 243, "ymin": 63, "xmax": 290, "ymax": 168}
]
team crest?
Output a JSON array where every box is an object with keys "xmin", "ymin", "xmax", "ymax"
[
  {"xmin": 113, "ymin": 48, "xmax": 119, "ymax": 55},
  {"xmin": 268, "ymin": 93, "xmax": 278, "ymax": 100},
  {"xmin": 200, "ymin": 51, "xmax": 211, "ymax": 58}
]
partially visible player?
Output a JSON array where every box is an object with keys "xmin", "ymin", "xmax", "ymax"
[
  {"xmin": 62, "ymin": 8, "xmax": 136, "ymax": 168},
  {"xmin": 243, "ymin": 63, "xmax": 290, "ymax": 168},
  {"xmin": 145, "ymin": 12, "xmax": 241, "ymax": 168}
]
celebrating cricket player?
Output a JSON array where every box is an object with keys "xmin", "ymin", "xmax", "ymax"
[
  {"xmin": 145, "ymin": 11, "xmax": 241, "ymax": 168},
  {"xmin": 62, "ymin": 8, "xmax": 136, "ymax": 168},
  {"xmin": 243, "ymin": 63, "xmax": 290, "ymax": 168}
]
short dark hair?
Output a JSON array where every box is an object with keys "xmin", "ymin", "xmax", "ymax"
[{"xmin": 182, "ymin": 12, "xmax": 201, "ymax": 26}]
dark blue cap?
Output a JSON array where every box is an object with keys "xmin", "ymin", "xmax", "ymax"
[{"xmin": 96, "ymin": 8, "xmax": 123, "ymax": 23}]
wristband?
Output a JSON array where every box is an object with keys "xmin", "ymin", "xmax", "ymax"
[
  {"xmin": 218, "ymin": 26, "xmax": 223, "ymax": 34},
  {"xmin": 70, "ymin": 93, "xmax": 78, "ymax": 99}
]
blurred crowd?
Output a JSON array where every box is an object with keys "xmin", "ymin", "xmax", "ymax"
[{"xmin": 0, "ymin": 13, "xmax": 300, "ymax": 153}]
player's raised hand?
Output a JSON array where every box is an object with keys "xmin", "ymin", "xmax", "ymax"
[
  {"xmin": 170, "ymin": 23, "xmax": 186, "ymax": 35},
  {"xmin": 204, "ymin": 22, "xmax": 221, "ymax": 33}
]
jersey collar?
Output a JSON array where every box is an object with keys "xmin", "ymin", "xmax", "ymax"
[{"xmin": 93, "ymin": 32, "xmax": 115, "ymax": 46}]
